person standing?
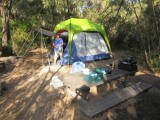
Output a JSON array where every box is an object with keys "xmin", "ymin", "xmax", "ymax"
[{"xmin": 52, "ymin": 33, "xmax": 63, "ymax": 65}]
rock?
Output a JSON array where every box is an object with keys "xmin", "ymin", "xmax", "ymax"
[{"xmin": 0, "ymin": 82, "xmax": 7, "ymax": 96}]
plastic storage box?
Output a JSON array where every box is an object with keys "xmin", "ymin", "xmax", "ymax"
[
  {"xmin": 83, "ymin": 70, "xmax": 103, "ymax": 83},
  {"xmin": 96, "ymin": 68, "xmax": 107, "ymax": 80}
]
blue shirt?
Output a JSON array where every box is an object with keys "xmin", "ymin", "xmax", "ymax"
[{"xmin": 53, "ymin": 38, "xmax": 63, "ymax": 51}]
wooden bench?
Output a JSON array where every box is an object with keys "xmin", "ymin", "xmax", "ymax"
[{"xmin": 80, "ymin": 82, "xmax": 152, "ymax": 118}]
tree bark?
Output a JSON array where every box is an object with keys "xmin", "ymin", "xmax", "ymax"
[
  {"xmin": 0, "ymin": 0, "xmax": 11, "ymax": 45},
  {"xmin": 66, "ymin": 0, "xmax": 70, "ymax": 15},
  {"xmin": 148, "ymin": 0, "xmax": 160, "ymax": 60},
  {"xmin": 0, "ymin": 0, "xmax": 12, "ymax": 56}
]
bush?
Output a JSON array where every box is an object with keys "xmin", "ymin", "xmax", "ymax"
[{"xmin": 2, "ymin": 44, "xmax": 13, "ymax": 56}]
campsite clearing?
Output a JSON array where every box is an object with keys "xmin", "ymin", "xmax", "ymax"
[{"xmin": 0, "ymin": 50, "xmax": 160, "ymax": 120}]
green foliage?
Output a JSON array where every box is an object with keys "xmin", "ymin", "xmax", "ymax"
[
  {"xmin": 2, "ymin": 44, "xmax": 13, "ymax": 56},
  {"xmin": 0, "ymin": 0, "xmax": 159, "ymax": 72},
  {"xmin": 148, "ymin": 50, "xmax": 160, "ymax": 73},
  {"xmin": 137, "ymin": 50, "xmax": 160, "ymax": 73},
  {"xmin": 111, "ymin": 21, "xmax": 139, "ymax": 50},
  {"xmin": 12, "ymin": 29, "xmax": 29, "ymax": 53},
  {"xmin": 10, "ymin": 19, "xmax": 31, "ymax": 53},
  {"xmin": 10, "ymin": 19, "xmax": 30, "ymax": 30}
]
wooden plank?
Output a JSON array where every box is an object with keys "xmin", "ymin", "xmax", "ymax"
[
  {"xmin": 108, "ymin": 69, "xmax": 128, "ymax": 76},
  {"xmin": 107, "ymin": 70, "xmax": 131, "ymax": 81},
  {"xmin": 80, "ymin": 83, "xmax": 151, "ymax": 117},
  {"xmin": 82, "ymin": 83, "xmax": 152, "ymax": 116},
  {"xmin": 84, "ymin": 83, "xmax": 151, "ymax": 111},
  {"xmin": 80, "ymin": 82, "xmax": 152, "ymax": 117}
]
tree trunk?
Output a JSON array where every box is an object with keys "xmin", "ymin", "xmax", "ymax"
[
  {"xmin": 148, "ymin": 0, "xmax": 160, "ymax": 60},
  {"xmin": 66, "ymin": 0, "xmax": 70, "ymax": 15},
  {"xmin": 1, "ymin": 7, "xmax": 10, "ymax": 46},
  {"xmin": 0, "ymin": 0, "xmax": 12, "ymax": 56}
]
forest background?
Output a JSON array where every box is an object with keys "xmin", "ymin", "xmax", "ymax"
[{"xmin": 0, "ymin": 0, "xmax": 159, "ymax": 73}]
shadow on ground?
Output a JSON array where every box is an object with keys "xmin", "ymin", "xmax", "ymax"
[
  {"xmin": 0, "ymin": 50, "xmax": 160, "ymax": 120},
  {"xmin": 72, "ymin": 73, "xmax": 160, "ymax": 120}
]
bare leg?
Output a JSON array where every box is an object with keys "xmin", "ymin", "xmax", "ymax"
[
  {"xmin": 54, "ymin": 51, "xmax": 58, "ymax": 65},
  {"xmin": 59, "ymin": 52, "xmax": 62, "ymax": 60}
]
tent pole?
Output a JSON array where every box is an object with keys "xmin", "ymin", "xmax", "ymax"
[
  {"xmin": 23, "ymin": 31, "xmax": 39, "ymax": 57},
  {"xmin": 41, "ymin": 28, "xmax": 44, "ymax": 66},
  {"xmin": 69, "ymin": 17, "xmax": 71, "ymax": 65}
]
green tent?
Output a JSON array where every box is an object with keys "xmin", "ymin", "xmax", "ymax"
[{"xmin": 54, "ymin": 18, "xmax": 112, "ymax": 65}]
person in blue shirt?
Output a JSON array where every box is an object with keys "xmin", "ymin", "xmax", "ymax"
[{"xmin": 52, "ymin": 33, "xmax": 63, "ymax": 65}]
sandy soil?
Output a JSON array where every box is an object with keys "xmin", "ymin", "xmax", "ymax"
[{"xmin": 0, "ymin": 50, "xmax": 160, "ymax": 120}]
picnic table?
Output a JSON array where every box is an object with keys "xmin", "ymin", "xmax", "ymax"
[
  {"xmin": 62, "ymin": 68, "xmax": 135, "ymax": 96},
  {"xmin": 61, "ymin": 67, "xmax": 152, "ymax": 118}
]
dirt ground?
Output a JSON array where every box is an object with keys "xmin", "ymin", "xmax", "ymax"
[{"xmin": 0, "ymin": 50, "xmax": 160, "ymax": 120}]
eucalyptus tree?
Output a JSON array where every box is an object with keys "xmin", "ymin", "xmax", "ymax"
[
  {"xmin": 141, "ymin": 0, "xmax": 160, "ymax": 72},
  {"xmin": 0, "ymin": 0, "xmax": 12, "ymax": 56}
]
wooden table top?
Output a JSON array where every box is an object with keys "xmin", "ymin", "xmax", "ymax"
[{"xmin": 61, "ymin": 68, "xmax": 134, "ymax": 91}]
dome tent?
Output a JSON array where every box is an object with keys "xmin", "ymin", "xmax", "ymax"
[{"xmin": 54, "ymin": 18, "xmax": 112, "ymax": 65}]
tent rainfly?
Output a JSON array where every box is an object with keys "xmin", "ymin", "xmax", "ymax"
[
  {"xmin": 37, "ymin": 28, "xmax": 56, "ymax": 36},
  {"xmin": 54, "ymin": 18, "xmax": 112, "ymax": 65}
]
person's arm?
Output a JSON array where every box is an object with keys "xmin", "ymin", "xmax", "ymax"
[
  {"xmin": 52, "ymin": 42, "xmax": 56, "ymax": 47},
  {"xmin": 60, "ymin": 41, "xmax": 64, "ymax": 46},
  {"xmin": 60, "ymin": 38, "xmax": 64, "ymax": 46},
  {"xmin": 52, "ymin": 39, "xmax": 58, "ymax": 48}
]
